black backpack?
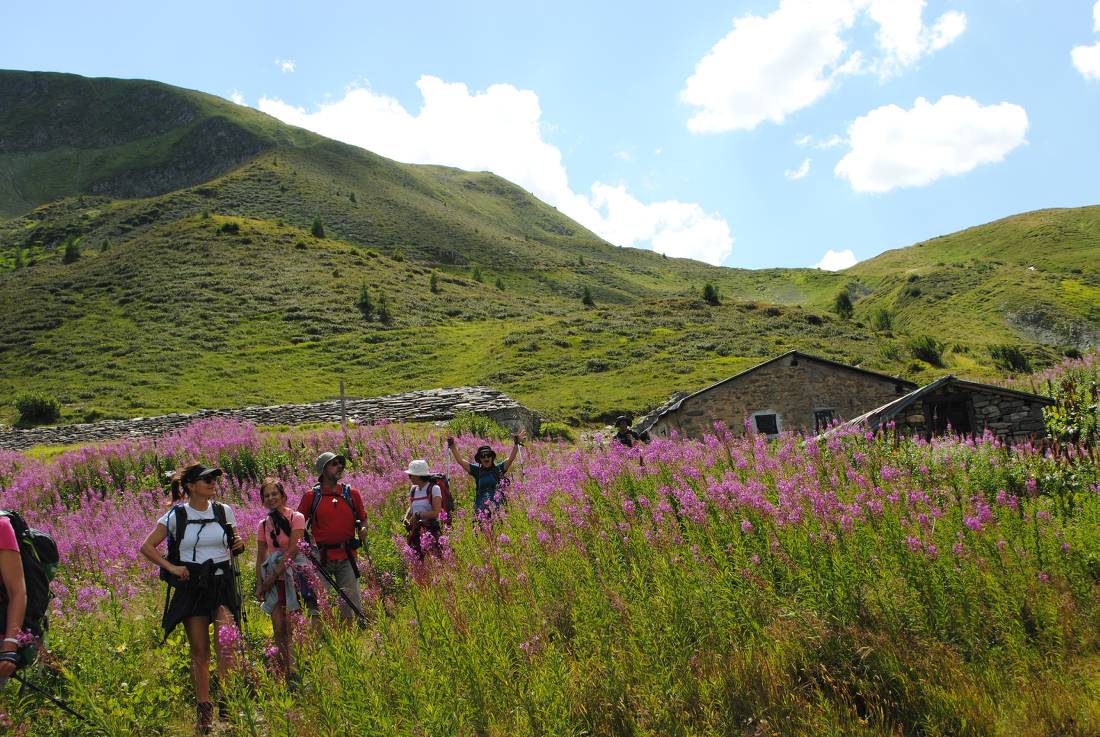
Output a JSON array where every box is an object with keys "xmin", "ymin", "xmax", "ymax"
[
  {"xmin": 161, "ymin": 502, "xmax": 232, "ymax": 585},
  {"xmin": 0, "ymin": 510, "xmax": 59, "ymax": 640}
]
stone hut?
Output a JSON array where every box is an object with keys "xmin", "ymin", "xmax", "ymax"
[
  {"xmin": 831, "ymin": 376, "xmax": 1052, "ymax": 441},
  {"xmin": 635, "ymin": 351, "xmax": 917, "ymax": 439}
]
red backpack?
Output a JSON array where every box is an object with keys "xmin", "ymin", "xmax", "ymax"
[{"xmin": 410, "ymin": 474, "xmax": 454, "ymax": 526}]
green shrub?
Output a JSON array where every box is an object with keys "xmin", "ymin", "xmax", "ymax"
[
  {"xmin": 833, "ymin": 289, "xmax": 853, "ymax": 319},
  {"xmin": 495, "ymin": 277, "xmax": 504, "ymax": 290},
  {"xmin": 990, "ymin": 344, "xmax": 1032, "ymax": 373},
  {"xmin": 870, "ymin": 307, "xmax": 892, "ymax": 331},
  {"xmin": 702, "ymin": 283, "xmax": 720, "ymax": 305},
  {"xmin": 907, "ymin": 335, "xmax": 945, "ymax": 366},
  {"xmin": 377, "ymin": 292, "xmax": 393, "ymax": 325},
  {"xmin": 446, "ymin": 411, "xmax": 510, "ymax": 440},
  {"xmin": 357, "ymin": 284, "xmax": 374, "ymax": 320},
  {"xmin": 538, "ymin": 421, "xmax": 576, "ymax": 442},
  {"xmin": 311, "ymin": 214, "xmax": 326, "ymax": 238},
  {"xmin": 219, "ymin": 221, "xmax": 240, "ymax": 235},
  {"xmin": 582, "ymin": 286, "xmax": 594, "ymax": 306},
  {"xmin": 472, "ymin": 266, "xmax": 483, "ymax": 282},
  {"xmin": 61, "ymin": 235, "xmax": 82, "ymax": 264},
  {"xmin": 429, "ymin": 273, "xmax": 439, "ymax": 294},
  {"xmin": 13, "ymin": 247, "xmax": 24, "ymax": 268},
  {"xmin": 585, "ymin": 358, "xmax": 610, "ymax": 373},
  {"xmin": 82, "ymin": 407, "xmax": 106, "ymax": 423},
  {"xmin": 14, "ymin": 392, "xmax": 61, "ymax": 424}
]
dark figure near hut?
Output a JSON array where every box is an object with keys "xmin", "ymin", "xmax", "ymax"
[{"xmin": 613, "ymin": 416, "xmax": 647, "ymax": 448}]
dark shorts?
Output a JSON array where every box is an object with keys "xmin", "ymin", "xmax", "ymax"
[{"xmin": 162, "ymin": 561, "xmax": 239, "ymax": 638}]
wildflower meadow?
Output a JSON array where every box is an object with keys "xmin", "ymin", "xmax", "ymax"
[{"xmin": 1, "ymin": 412, "xmax": 1099, "ymax": 736}]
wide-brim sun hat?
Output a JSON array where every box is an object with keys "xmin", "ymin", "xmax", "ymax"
[
  {"xmin": 314, "ymin": 452, "xmax": 347, "ymax": 478},
  {"xmin": 406, "ymin": 459, "xmax": 432, "ymax": 476}
]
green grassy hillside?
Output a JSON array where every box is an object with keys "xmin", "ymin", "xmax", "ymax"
[{"xmin": 0, "ymin": 70, "xmax": 1096, "ymax": 427}]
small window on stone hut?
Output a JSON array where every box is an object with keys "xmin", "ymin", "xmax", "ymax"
[{"xmin": 753, "ymin": 413, "xmax": 779, "ymax": 436}]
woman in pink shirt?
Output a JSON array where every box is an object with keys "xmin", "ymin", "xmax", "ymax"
[
  {"xmin": 254, "ymin": 478, "xmax": 307, "ymax": 682},
  {"xmin": 0, "ymin": 517, "xmax": 26, "ymax": 683}
]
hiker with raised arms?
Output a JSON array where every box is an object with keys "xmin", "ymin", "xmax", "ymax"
[
  {"xmin": 446, "ymin": 431, "xmax": 525, "ymax": 519},
  {"xmin": 0, "ymin": 514, "xmax": 27, "ymax": 686},
  {"xmin": 253, "ymin": 478, "xmax": 309, "ymax": 684},
  {"xmin": 139, "ymin": 464, "xmax": 245, "ymax": 734},
  {"xmin": 297, "ymin": 452, "xmax": 368, "ymax": 623},
  {"xmin": 402, "ymin": 459, "xmax": 444, "ymax": 558}
]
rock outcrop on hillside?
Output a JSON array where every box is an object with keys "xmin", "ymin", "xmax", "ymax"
[{"xmin": 0, "ymin": 386, "xmax": 539, "ymax": 451}]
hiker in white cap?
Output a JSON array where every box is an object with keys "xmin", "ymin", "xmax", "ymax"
[{"xmin": 403, "ymin": 459, "xmax": 443, "ymax": 559}]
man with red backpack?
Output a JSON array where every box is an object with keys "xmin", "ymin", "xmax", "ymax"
[{"xmin": 297, "ymin": 452, "xmax": 368, "ymax": 623}]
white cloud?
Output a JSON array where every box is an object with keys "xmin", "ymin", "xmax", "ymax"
[
  {"xmin": 1073, "ymin": 43, "xmax": 1100, "ymax": 79},
  {"xmin": 1072, "ymin": 2, "xmax": 1100, "ymax": 79},
  {"xmin": 816, "ymin": 248, "xmax": 858, "ymax": 270},
  {"xmin": 867, "ymin": 1, "xmax": 966, "ymax": 76},
  {"xmin": 785, "ymin": 158, "xmax": 812, "ymax": 180},
  {"xmin": 613, "ymin": 150, "xmax": 632, "ymax": 162},
  {"xmin": 796, "ymin": 133, "xmax": 845, "ymax": 148},
  {"xmin": 275, "ymin": 59, "xmax": 296, "ymax": 73},
  {"xmin": 835, "ymin": 95, "xmax": 1028, "ymax": 193},
  {"xmin": 230, "ymin": 90, "xmax": 245, "ymax": 105},
  {"xmin": 681, "ymin": 0, "xmax": 966, "ymax": 133},
  {"xmin": 258, "ymin": 77, "xmax": 734, "ymax": 265}
]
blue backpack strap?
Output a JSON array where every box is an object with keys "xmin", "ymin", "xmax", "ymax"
[
  {"xmin": 341, "ymin": 484, "xmax": 361, "ymax": 526},
  {"xmin": 307, "ymin": 483, "xmax": 323, "ymax": 526}
]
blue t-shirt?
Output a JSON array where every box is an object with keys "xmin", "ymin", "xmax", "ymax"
[{"xmin": 467, "ymin": 461, "xmax": 506, "ymax": 513}]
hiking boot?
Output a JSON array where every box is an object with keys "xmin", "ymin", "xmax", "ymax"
[
  {"xmin": 217, "ymin": 696, "xmax": 229, "ymax": 721},
  {"xmin": 196, "ymin": 702, "xmax": 214, "ymax": 734}
]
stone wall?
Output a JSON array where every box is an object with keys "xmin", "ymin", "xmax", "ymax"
[
  {"xmin": 892, "ymin": 387, "xmax": 1047, "ymax": 440},
  {"xmin": 650, "ymin": 356, "xmax": 911, "ymax": 438},
  {"xmin": 0, "ymin": 386, "xmax": 539, "ymax": 451}
]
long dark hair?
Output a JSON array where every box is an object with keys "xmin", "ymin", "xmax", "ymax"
[{"xmin": 168, "ymin": 462, "xmax": 205, "ymax": 503}]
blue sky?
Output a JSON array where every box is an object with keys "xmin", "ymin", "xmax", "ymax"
[{"xmin": 2, "ymin": 0, "xmax": 1098, "ymax": 269}]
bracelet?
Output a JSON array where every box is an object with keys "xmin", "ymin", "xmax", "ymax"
[
  {"xmin": 2, "ymin": 638, "xmax": 19, "ymax": 646},
  {"xmin": 0, "ymin": 652, "xmax": 18, "ymax": 664}
]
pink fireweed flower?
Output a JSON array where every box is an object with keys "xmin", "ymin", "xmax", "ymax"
[
  {"xmin": 740, "ymin": 519, "xmax": 753, "ymax": 533},
  {"xmin": 217, "ymin": 624, "xmax": 242, "ymax": 650}
]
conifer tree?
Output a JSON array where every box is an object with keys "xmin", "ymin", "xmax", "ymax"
[
  {"xmin": 311, "ymin": 214, "xmax": 326, "ymax": 238},
  {"xmin": 582, "ymin": 286, "xmax": 594, "ymax": 306},
  {"xmin": 62, "ymin": 235, "xmax": 82, "ymax": 264},
  {"xmin": 357, "ymin": 284, "xmax": 374, "ymax": 320},
  {"xmin": 377, "ymin": 291, "xmax": 393, "ymax": 325}
]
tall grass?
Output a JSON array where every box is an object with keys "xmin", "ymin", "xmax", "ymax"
[{"xmin": 1, "ymin": 419, "xmax": 1098, "ymax": 735}]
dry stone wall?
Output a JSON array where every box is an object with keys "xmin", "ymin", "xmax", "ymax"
[{"xmin": 0, "ymin": 386, "xmax": 539, "ymax": 451}]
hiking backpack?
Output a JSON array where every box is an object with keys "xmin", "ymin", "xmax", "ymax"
[
  {"xmin": 410, "ymin": 474, "xmax": 454, "ymax": 525},
  {"xmin": 160, "ymin": 502, "xmax": 233, "ymax": 585},
  {"xmin": 0, "ymin": 510, "xmax": 59, "ymax": 641}
]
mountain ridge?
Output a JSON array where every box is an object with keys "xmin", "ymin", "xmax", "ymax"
[{"xmin": 0, "ymin": 70, "xmax": 1097, "ymax": 427}]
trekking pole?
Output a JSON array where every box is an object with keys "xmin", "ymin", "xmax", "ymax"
[
  {"xmin": 11, "ymin": 673, "xmax": 99, "ymax": 730},
  {"xmin": 305, "ymin": 553, "xmax": 368, "ymax": 622}
]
